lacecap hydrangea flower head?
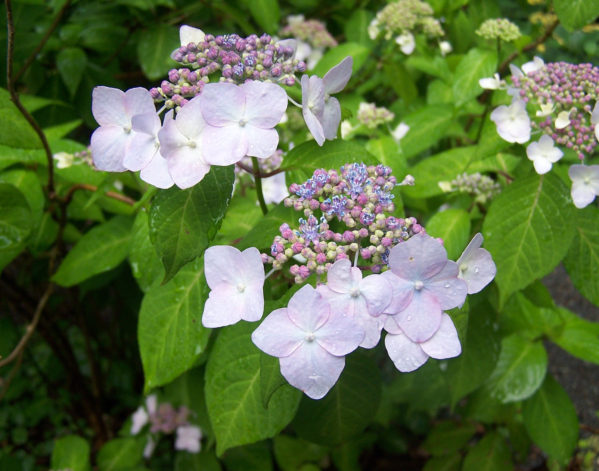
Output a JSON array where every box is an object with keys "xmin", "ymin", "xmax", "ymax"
[
  {"xmin": 200, "ymin": 162, "xmax": 497, "ymax": 399},
  {"xmin": 89, "ymin": 24, "xmax": 352, "ymax": 190}
]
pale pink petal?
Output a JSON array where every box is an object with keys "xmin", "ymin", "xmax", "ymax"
[
  {"xmin": 314, "ymin": 308, "xmax": 364, "ymax": 355},
  {"xmin": 383, "ymin": 315, "xmax": 403, "ymax": 335},
  {"xmin": 205, "ymin": 245, "xmax": 246, "ymax": 288},
  {"xmin": 241, "ymin": 247, "xmax": 265, "ymax": 287},
  {"xmin": 175, "ymin": 425, "xmax": 202, "ymax": 453},
  {"xmin": 287, "ymin": 285, "xmax": 330, "ymax": 333},
  {"xmin": 458, "ymin": 247, "xmax": 496, "ymax": 294},
  {"xmin": 174, "ymin": 96, "xmax": 206, "ymax": 139},
  {"xmin": 360, "ymin": 273, "xmax": 393, "ymax": 316},
  {"xmin": 316, "ymin": 285, "xmax": 355, "ymax": 317},
  {"xmin": 90, "ymin": 126, "xmax": 128, "ymax": 171},
  {"xmin": 325, "ymin": 258, "xmax": 357, "ymax": 293},
  {"xmin": 323, "ymin": 56, "xmax": 353, "ymax": 94},
  {"xmin": 385, "ymin": 332, "xmax": 429, "ymax": 372},
  {"xmin": 381, "ymin": 270, "xmax": 413, "ymax": 315},
  {"xmin": 389, "ymin": 233, "xmax": 447, "ymax": 281},
  {"xmin": 242, "ymin": 81, "xmax": 288, "ymax": 128},
  {"xmin": 202, "ymin": 125, "xmax": 246, "ymax": 165},
  {"xmin": 246, "ymin": 126, "xmax": 279, "ymax": 159},
  {"xmin": 420, "ymin": 313, "xmax": 462, "ymax": 359},
  {"xmin": 200, "ymin": 82, "xmax": 244, "ymax": 126},
  {"xmin": 395, "ymin": 289, "xmax": 442, "ymax": 343},
  {"xmin": 321, "ymin": 96, "xmax": 341, "ymax": 140},
  {"xmin": 571, "ymin": 183, "xmax": 596, "ymax": 208},
  {"xmin": 167, "ymin": 145, "xmax": 211, "ymax": 189},
  {"xmin": 140, "ymin": 153, "xmax": 174, "ymax": 189},
  {"xmin": 146, "ymin": 394, "xmax": 157, "ymax": 414},
  {"xmin": 125, "ymin": 113, "xmax": 160, "ymax": 171},
  {"xmin": 251, "ymin": 308, "xmax": 305, "ymax": 357},
  {"xmin": 130, "ymin": 406, "xmax": 148, "ymax": 435},
  {"xmin": 279, "ymin": 343, "xmax": 345, "ymax": 399},
  {"xmin": 179, "ymin": 25, "xmax": 205, "ymax": 45},
  {"xmin": 426, "ymin": 261, "xmax": 467, "ymax": 310},
  {"xmin": 124, "ymin": 87, "xmax": 155, "ymax": 118},
  {"xmin": 92, "ymin": 86, "xmax": 127, "ymax": 127},
  {"xmin": 201, "ymin": 286, "xmax": 244, "ymax": 328},
  {"xmin": 355, "ymin": 313, "xmax": 386, "ymax": 349}
]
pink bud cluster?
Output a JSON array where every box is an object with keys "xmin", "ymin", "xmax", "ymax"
[
  {"xmin": 150, "ymin": 33, "xmax": 305, "ymax": 108},
  {"xmin": 512, "ymin": 62, "xmax": 599, "ymax": 159},
  {"xmin": 263, "ymin": 163, "xmax": 425, "ymax": 282}
]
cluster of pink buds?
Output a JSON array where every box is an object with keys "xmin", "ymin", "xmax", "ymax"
[
  {"xmin": 511, "ymin": 61, "xmax": 599, "ymax": 159},
  {"xmin": 280, "ymin": 15, "xmax": 337, "ymax": 49},
  {"xmin": 150, "ymin": 30, "xmax": 306, "ymax": 109},
  {"xmin": 263, "ymin": 163, "xmax": 425, "ymax": 282}
]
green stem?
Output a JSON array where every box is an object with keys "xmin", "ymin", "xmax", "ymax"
[{"xmin": 252, "ymin": 157, "xmax": 268, "ymax": 215}]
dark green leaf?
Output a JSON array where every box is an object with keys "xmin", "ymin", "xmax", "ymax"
[
  {"xmin": 423, "ymin": 453, "xmax": 462, "ymax": 471},
  {"xmin": 137, "ymin": 25, "xmax": 179, "ymax": 80},
  {"xmin": 149, "ymin": 166, "xmax": 234, "ymax": 282},
  {"xmin": 238, "ymin": 203, "xmax": 297, "ymax": 251},
  {"xmin": 129, "ymin": 210, "xmax": 164, "ymax": 292},
  {"xmin": 312, "ymin": 43, "xmax": 369, "ymax": 77},
  {"xmin": 483, "ymin": 173, "xmax": 575, "ymax": 306},
  {"xmin": 205, "ymin": 323, "xmax": 301, "ymax": 456},
  {"xmin": 344, "ymin": 10, "xmax": 374, "ymax": 44},
  {"xmin": 486, "ymin": 334, "xmax": 547, "ymax": 403},
  {"xmin": 248, "ymin": 0, "xmax": 280, "ymax": 33},
  {"xmin": 139, "ymin": 258, "xmax": 210, "ymax": 390},
  {"xmin": 292, "ymin": 351, "xmax": 381, "ymax": 446},
  {"xmin": 52, "ymin": 215, "xmax": 133, "ymax": 287},
  {"xmin": 56, "ymin": 47, "xmax": 87, "ymax": 97},
  {"xmin": 0, "ymin": 183, "xmax": 32, "ymax": 272},
  {"xmin": 0, "ymin": 169, "xmax": 44, "ymax": 225},
  {"xmin": 462, "ymin": 432, "xmax": 512, "ymax": 471},
  {"xmin": 564, "ymin": 206, "xmax": 599, "ymax": 306},
  {"xmin": 175, "ymin": 450, "xmax": 222, "ymax": 471},
  {"xmin": 550, "ymin": 307, "xmax": 599, "ymax": 364},
  {"xmin": 273, "ymin": 435, "xmax": 328, "ymax": 471},
  {"xmin": 423, "ymin": 421, "xmax": 477, "ymax": 456},
  {"xmin": 260, "ymin": 352, "xmax": 287, "ymax": 408},
  {"xmin": 97, "ymin": 437, "xmax": 145, "ymax": 471},
  {"xmin": 522, "ymin": 374, "xmax": 578, "ymax": 464},
  {"xmin": 399, "ymin": 105, "xmax": 454, "ymax": 159}
]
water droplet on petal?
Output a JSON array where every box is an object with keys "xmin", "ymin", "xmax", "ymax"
[
  {"xmin": 444, "ymin": 283, "xmax": 450, "ymax": 288},
  {"xmin": 474, "ymin": 267, "xmax": 480, "ymax": 273},
  {"xmin": 407, "ymin": 316, "xmax": 412, "ymax": 321}
]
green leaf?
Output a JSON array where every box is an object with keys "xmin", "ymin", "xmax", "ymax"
[
  {"xmin": 452, "ymin": 49, "xmax": 497, "ymax": 107},
  {"xmin": 0, "ymin": 183, "xmax": 32, "ymax": 272},
  {"xmin": 137, "ymin": 25, "xmax": 179, "ymax": 80},
  {"xmin": 344, "ymin": 10, "xmax": 374, "ymax": 45},
  {"xmin": 284, "ymin": 139, "xmax": 379, "ymax": 185},
  {"xmin": 312, "ymin": 43, "xmax": 369, "ymax": 78},
  {"xmin": 139, "ymin": 258, "xmax": 210, "ymax": 390},
  {"xmin": 223, "ymin": 441, "xmax": 273, "ymax": 471},
  {"xmin": 425, "ymin": 209, "xmax": 471, "ymax": 260},
  {"xmin": 260, "ymin": 352, "xmax": 287, "ymax": 408},
  {"xmin": 129, "ymin": 210, "xmax": 164, "ymax": 292},
  {"xmin": 52, "ymin": 215, "xmax": 133, "ymax": 287},
  {"xmin": 446, "ymin": 302, "xmax": 500, "ymax": 405},
  {"xmin": 292, "ymin": 351, "xmax": 382, "ymax": 446},
  {"xmin": 205, "ymin": 322, "xmax": 301, "ymax": 456},
  {"xmin": 97, "ymin": 437, "xmax": 145, "ymax": 471},
  {"xmin": 550, "ymin": 307, "xmax": 599, "ymax": 364},
  {"xmin": 365, "ymin": 136, "xmax": 408, "ymax": 177},
  {"xmin": 175, "ymin": 450, "xmax": 222, "ymax": 471},
  {"xmin": 423, "ymin": 421, "xmax": 477, "ymax": 456},
  {"xmin": 273, "ymin": 435, "xmax": 328, "ymax": 471},
  {"xmin": 406, "ymin": 55, "xmax": 452, "ymax": 81},
  {"xmin": 482, "ymin": 173, "xmax": 575, "ymax": 306},
  {"xmin": 0, "ymin": 169, "xmax": 44, "ymax": 225},
  {"xmin": 486, "ymin": 334, "xmax": 547, "ymax": 403},
  {"xmin": 423, "ymin": 453, "xmax": 462, "ymax": 471},
  {"xmin": 564, "ymin": 206, "xmax": 599, "ymax": 306},
  {"xmin": 553, "ymin": 0, "xmax": 599, "ymax": 31},
  {"xmin": 50, "ymin": 435, "xmax": 91, "ymax": 471},
  {"xmin": 248, "ymin": 0, "xmax": 280, "ymax": 33},
  {"xmin": 216, "ymin": 194, "xmax": 263, "ymax": 245},
  {"xmin": 399, "ymin": 105, "xmax": 454, "ymax": 159},
  {"xmin": 462, "ymin": 432, "xmax": 512, "ymax": 471},
  {"xmin": 522, "ymin": 374, "xmax": 578, "ymax": 464},
  {"xmin": 149, "ymin": 166, "xmax": 234, "ymax": 282},
  {"xmin": 501, "ymin": 293, "xmax": 563, "ymax": 338},
  {"xmin": 56, "ymin": 47, "xmax": 87, "ymax": 97},
  {"xmin": 0, "ymin": 88, "xmax": 42, "ymax": 149}
]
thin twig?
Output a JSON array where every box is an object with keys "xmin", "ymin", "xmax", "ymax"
[
  {"xmin": 498, "ymin": 19, "xmax": 560, "ymax": 75},
  {"xmin": 236, "ymin": 161, "xmax": 285, "ymax": 178},
  {"xmin": 13, "ymin": 0, "xmax": 73, "ymax": 84},
  {"xmin": 63, "ymin": 183, "xmax": 136, "ymax": 206},
  {"xmin": 0, "ymin": 283, "xmax": 54, "ymax": 368},
  {"xmin": 0, "ymin": 350, "xmax": 24, "ymax": 401},
  {"xmin": 5, "ymin": 0, "xmax": 55, "ymax": 198}
]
